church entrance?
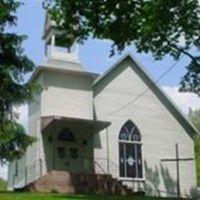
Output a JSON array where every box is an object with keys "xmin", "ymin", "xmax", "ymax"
[
  {"xmin": 54, "ymin": 127, "xmax": 78, "ymax": 171},
  {"xmin": 53, "ymin": 126, "xmax": 93, "ymax": 173},
  {"xmin": 41, "ymin": 116, "xmax": 110, "ymax": 174}
]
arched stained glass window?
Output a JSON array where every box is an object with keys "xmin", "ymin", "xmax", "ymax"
[
  {"xmin": 58, "ymin": 127, "xmax": 75, "ymax": 142},
  {"xmin": 119, "ymin": 120, "xmax": 141, "ymax": 141},
  {"xmin": 119, "ymin": 120, "xmax": 143, "ymax": 178}
]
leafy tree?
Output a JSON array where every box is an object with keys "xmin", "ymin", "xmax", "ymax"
[
  {"xmin": 0, "ymin": 0, "xmax": 38, "ymax": 165},
  {"xmin": 189, "ymin": 109, "xmax": 200, "ymax": 132},
  {"xmin": 43, "ymin": 0, "xmax": 200, "ymax": 95},
  {"xmin": 0, "ymin": 178, "xmax": 7, "ymax": 191},
  {"xmin": 189, "ymin": 109, "xmax": 200, "ymax": 185}
]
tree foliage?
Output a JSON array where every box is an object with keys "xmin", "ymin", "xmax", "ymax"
[
  {"xmin": 189, "ymin": 109, "xmax": 200, "ymax": 134},
  {"xmin": 0, "ymin": 0, "xmax": 38, "ymax": 164},
  {"xmin": 189, "ymin": 109, "xmax": 200, "ymax": 186},
  {"xmin": 0, "ymin": 178, "xmax": 6, "ymax": 191},
  {"xmin": 43, "ymin": 0, "xmax": 200, "ymax": 95}
]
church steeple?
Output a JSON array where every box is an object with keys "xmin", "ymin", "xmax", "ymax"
[{"xmin": 42, "ymin": 13, "xmax": 84, "ymax": 71}]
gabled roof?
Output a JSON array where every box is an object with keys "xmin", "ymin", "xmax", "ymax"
[{"xmin": 93, "ymin": 53, "xmax": 199, "ymax": 139}]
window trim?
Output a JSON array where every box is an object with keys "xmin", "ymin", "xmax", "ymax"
[
  {"xmin": 57, "ymin": 127, "xmax": 75, "ymax": 142},
  {"xmin": 119, "ymin": 120, "xmax": 143, "ymax": 179},
  {"xmin": 118, "ymin": 177, "xmax": 145, "ymax": 182},
  {"xmin": 15, "ymin": 161, "xmax": 18, "ymax": 176},
  {"xmin": 119, "ymin": 140, "xmax": 142, "ymax": 145}
]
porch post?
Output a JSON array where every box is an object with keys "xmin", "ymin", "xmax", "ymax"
[
  {"xmin": 39, "ymin": 158, "xmax": 43, "ymax": 176},
  {"xmin": 53, "ymin": 123, "xmax": 56, "ymax": 170},
  {"xmin": 106, "ymin": 127, "xmax": 110, "ymax": 174},
  {"xmin": 53, "ymin": 141, "xmax": 56, "ymax": 170},
  {"xmin": 25, "ymin": 166, "xmax": 28, "ymax": 185}
]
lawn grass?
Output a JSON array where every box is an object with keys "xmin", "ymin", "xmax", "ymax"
[{"xmin": 0, "ymin": 192, "xmax": 190, "ymax": 200}]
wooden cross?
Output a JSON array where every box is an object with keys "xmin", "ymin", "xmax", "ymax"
[{"xmin": 160, "ymin": 143, "xmax": 194, "ymax": 198}]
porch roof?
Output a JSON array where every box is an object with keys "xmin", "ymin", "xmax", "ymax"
[{"xmin": 41, "ymin": 115, "xmax": 111, "ymax": 133}]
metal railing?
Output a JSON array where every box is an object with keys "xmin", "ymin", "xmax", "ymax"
[
  {"xmin": 12, "ymin": 156, "xmax": 120, "ymax": 189},
  {"xmin": 13, "ymin": 158, "xmax": 45, "ymax": 189}
]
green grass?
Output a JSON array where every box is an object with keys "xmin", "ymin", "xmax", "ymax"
[{"xmin": 0, "ymin": 193, "xmax": 189, "ymax": 200}]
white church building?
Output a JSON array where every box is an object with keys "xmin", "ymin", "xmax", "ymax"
[{"xmin": 8, "ymin": 15, "xmax": 198, "ymax": 198}]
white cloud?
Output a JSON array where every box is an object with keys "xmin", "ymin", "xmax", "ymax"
[{"xmin": 162, "ymin": 85, "xmax": 200, "ymax": 114}]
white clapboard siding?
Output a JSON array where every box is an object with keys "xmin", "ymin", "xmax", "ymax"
[
  {"xmin": 93, "ymin": 57, "xmax": 196, "ymax": 197},
  {"xmin": 41, "ymin": 70, "xmax": 94, "ymax": 120}
]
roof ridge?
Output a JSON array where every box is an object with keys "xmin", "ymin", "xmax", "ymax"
[{"xmin": 93, "ymin": 53, "xmax": 199, "ymax": 138}]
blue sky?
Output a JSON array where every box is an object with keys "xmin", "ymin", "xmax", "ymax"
[{"xmin": 16, "ymin": 0, "xmax": 190, "ymax": 87}]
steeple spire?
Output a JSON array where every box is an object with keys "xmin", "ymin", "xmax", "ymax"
[{"xmin": 42, "ymin": 13, "xmax": 84, "ymax": 71}]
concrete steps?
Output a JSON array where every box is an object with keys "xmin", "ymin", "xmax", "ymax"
[{"xmin": 27, "ymin": 171, "xmax": 132, "ymax": 195}]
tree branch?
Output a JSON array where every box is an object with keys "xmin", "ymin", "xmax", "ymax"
[
  {"xmin": 171, "ymin": 44, "xmax": 199, "ymax": 65},
  {"xmin": 165, "ymin": 36, "xmax": 200, "ymax": 66}
]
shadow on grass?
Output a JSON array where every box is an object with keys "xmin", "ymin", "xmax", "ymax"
[
  {"xmin": 52, "ymin": 194, "xmax": 92, "ymax": 199},
  {"xmin": 0, "ymin": 192, "xmax": 189, "ymax": 200},
  {"xmin": 51, "ymin": 194, "xmax": 146, "ymax": 200},
  {"xmin": 0, "ymin": 191, "xmax": 17, "ymax": 194},
  {"xmin": 51, "ymin": 194, "xmax": 117, "ymax": 200},
  {"xmin": 51, "ymin": 194, "xmax": 189, "ymax": 200}
]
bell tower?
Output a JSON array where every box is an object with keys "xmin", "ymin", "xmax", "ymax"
[{"xmin": 42, "ymin": 13, "xmax": 84, "ymax": 71}]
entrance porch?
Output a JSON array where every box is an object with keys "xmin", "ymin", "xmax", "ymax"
[
  {"xmin": 33, "ymin": 116, "xmax": 129, "ymax": 194},
  {"xmin": 41, "ymin": 116, "xmax": 110, "ymax": 174}
]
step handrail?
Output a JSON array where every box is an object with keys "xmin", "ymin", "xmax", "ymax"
[{"xmin": 13, "ymin": 156, "xmax": 120, "ymax": 187}]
